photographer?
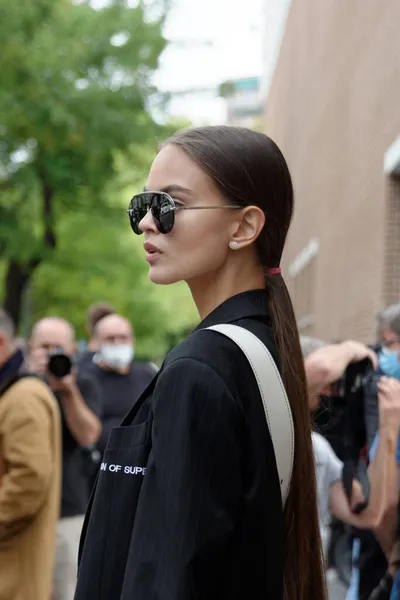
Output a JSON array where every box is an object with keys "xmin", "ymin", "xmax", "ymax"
[
  {"xmin": 303, "ymin": 340, "xmax": 399, "ymax": 535},
  {"xmin": 365, "ymin": 304, "xmax": 400, "ymax": 600},
  {"xmin": 301, "ymin": 337, "xmax": 400, "ymax": 572},
  {"xmin": 28, "ymin": 317, "xmax": 102, "ymax": 600}
]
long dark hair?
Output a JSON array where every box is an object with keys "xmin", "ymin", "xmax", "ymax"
[{"xmin": 165, "ymin": 126, "xmax": 327, "ymax": 600}]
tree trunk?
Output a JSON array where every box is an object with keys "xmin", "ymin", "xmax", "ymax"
[
  {"xmin": 3, "ymin": 259, "xmax": 40, "ymax": 329},
  {"xmin": 2, "ymin": 170, "xmax": 55, "ymax": 329}
]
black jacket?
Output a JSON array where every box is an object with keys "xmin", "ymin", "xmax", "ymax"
[{"xmin": 75, "ymin": 290, "xmax": 284, "ymax": 600}]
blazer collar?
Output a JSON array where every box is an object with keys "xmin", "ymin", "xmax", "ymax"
[{"xmin": 194, "ymin": 289, "xmax": 270, "ymax": 332}]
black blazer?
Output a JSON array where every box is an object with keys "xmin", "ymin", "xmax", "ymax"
[{"xmin": 74, "ymin": 290, "xmax": 284, "ymax": 600}]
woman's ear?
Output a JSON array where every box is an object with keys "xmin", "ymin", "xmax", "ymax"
[{"xmin": 229, "ymin": 206, "xmax": 265, "ymax": 248}]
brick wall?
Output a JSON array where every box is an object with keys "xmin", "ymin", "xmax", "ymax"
[{"xmin": 264, "ymin": 0, "xmax": 400, "ymax": 343}]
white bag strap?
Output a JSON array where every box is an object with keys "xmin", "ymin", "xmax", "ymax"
[{"xmin": 206, "ymin": 324, "xmax": 294, "ymax": 505}]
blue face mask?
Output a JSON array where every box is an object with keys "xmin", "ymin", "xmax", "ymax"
[{"xmin": 378, "ymin": 349, "xmax": 400, "ymax": 379}]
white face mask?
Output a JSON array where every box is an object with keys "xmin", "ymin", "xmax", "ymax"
[{"xmin": 99, "ymin": 344, "xmax": 134, "ymax": 369}]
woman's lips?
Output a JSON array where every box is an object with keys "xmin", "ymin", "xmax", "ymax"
[{"xmin": 144, "ymin": 242, "xmax": 162, "ymax": 263}]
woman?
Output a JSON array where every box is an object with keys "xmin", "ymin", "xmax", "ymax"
[{"xmin": 75, "ymin": 126, "xmax": 326, "ymax": 600}]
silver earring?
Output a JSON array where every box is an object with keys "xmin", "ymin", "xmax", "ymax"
[{"xmin": 229, "ymin": 241, "xmax": 239, "ymax": 249}]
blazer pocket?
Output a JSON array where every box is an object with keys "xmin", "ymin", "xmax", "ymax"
[{"xmin": 105, "ymin": 421, "xmax": 147, "ymax": 451}]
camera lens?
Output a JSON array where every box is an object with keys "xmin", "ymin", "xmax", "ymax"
[{"xmin": 48, "ymin": 353, "xmax": 72, "ymax": 378}]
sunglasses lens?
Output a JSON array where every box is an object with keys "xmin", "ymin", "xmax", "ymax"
[
  {"xmin": 128, "ymin": 192, "xmax": 175, "ymax": 235},
  {"xmin": 127, "ymin": 194, "xmax": 148, "ymax": 234},
  {"xmin": 151, "ymin": 195, "xmax": 175, "ymax": 234}
]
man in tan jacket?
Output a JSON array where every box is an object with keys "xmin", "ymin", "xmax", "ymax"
[{"xmin": 0, "ymin": 309, "xmax": 61, "ymax": 600}]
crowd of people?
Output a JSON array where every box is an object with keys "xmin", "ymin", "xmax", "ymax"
[
  {"xmin": 1, "ymin": 125, "xmax": 400, "ymax": 600},
  {"xmin": 2, "ymin": 300, "xmax": 399, "ymax": 600},
  {"xmin": 0, "ymin": 303, "xmax": 156, "ymax": 600},
  {"xmin": 302, "ymin": 304, "xmax": 400, "ymax": 599}
]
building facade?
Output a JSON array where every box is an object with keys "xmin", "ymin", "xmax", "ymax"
[
  {"xmin": 221, "ymin": 77, "xmax": 263, "ymax": 128},
  {"xmin": 263, "ymin": 0, "xmax": 400, "ymax": 343}
]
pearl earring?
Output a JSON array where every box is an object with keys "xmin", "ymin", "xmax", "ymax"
[{"xmin": 230, "ymin": 241, "xmax": 239, "ymax": 249}]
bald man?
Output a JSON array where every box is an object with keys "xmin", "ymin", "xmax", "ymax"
[
  {"xmin": 83, "ymin": 313, "xmax": 157, "ymax": 456},
  {"xmin": 28, "ymin": 317, "xmax": 102, "ymax": 600}
]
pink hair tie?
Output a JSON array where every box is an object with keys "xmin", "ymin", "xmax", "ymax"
[{"xmin": 268, "ymin": 267, "xmax": 281, "ymax": 275}]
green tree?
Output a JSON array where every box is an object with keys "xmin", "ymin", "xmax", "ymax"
[{"xmin": 0, "ymin": 0, "xmax": 168, "ymax": 327}]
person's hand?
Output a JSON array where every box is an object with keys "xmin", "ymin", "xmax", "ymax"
[
  {"xmin": 305, "ymin": 340, "xmax": 378, "ymax": 398},
  {"xmin": 378, "ymin": 376, "xmax": 400, "ymax": 436},
  {"xmin": 46, "ymin": 371, "xmax": 77, "ymax": 395},
  {"xmin": 27, "ymin": 347, "xmax": 48, "ymax": 375},
  {"xmin": 341, "ymin": 340, "xmax": 378, "ymax": 371}
]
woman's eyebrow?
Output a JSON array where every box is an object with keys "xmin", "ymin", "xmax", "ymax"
[{"xmin": 142, "ymin": 184, "xmax": 193, "ymax": 195}]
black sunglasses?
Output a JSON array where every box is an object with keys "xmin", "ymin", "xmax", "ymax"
[{"xmin": 127, "ymin": 191, "xmax": 242, "ymax": 235}]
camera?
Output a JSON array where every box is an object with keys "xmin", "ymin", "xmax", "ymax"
[
  {"xmin": 331, "ymin": 357, "xmax": 375, "ymax": 398},
  {"xmin": 314, "ymin": 358, "xmax": 376, "ymax": 454},
  {"xmin": 48, "ymin": 348, "xmax": 73, "ymax": 379},
  {"xmin": 314, "ymin": 357, "xmax": 380, "ymax": 511},
  {"xmin": 330, "ymin": 357, "xmax": 381, "ymax": 454},
  {"xmin": 317, "ymin": 357, "xmax": 383, "ymax": 583}
]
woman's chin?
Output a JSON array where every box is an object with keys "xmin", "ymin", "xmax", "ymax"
[{"xmin": 148, "ymin": 267, "xmax": 181, "ymax": 285}]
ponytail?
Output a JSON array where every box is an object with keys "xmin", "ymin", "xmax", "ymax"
[{"xmin": 265, "ymin": 273, "xmax": 327, "ymax": 600}]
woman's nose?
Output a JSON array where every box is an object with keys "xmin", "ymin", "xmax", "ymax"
[{"xmin": 139, "ymin": 208, "xmax": 158, "ymax": 234}]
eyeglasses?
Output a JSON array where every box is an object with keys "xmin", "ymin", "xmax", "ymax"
[{"xmin": 127, "ymin": 191, "xmax": 242, "ymax": 235}]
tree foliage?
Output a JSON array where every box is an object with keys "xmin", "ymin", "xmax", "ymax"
[
  {"xmin": 0, "ymin": 0, "xmax": 198, "ymax": 357},
  {"xmin": 0, "ymin": 0, "xmax": 168, "ymax": 323}
]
